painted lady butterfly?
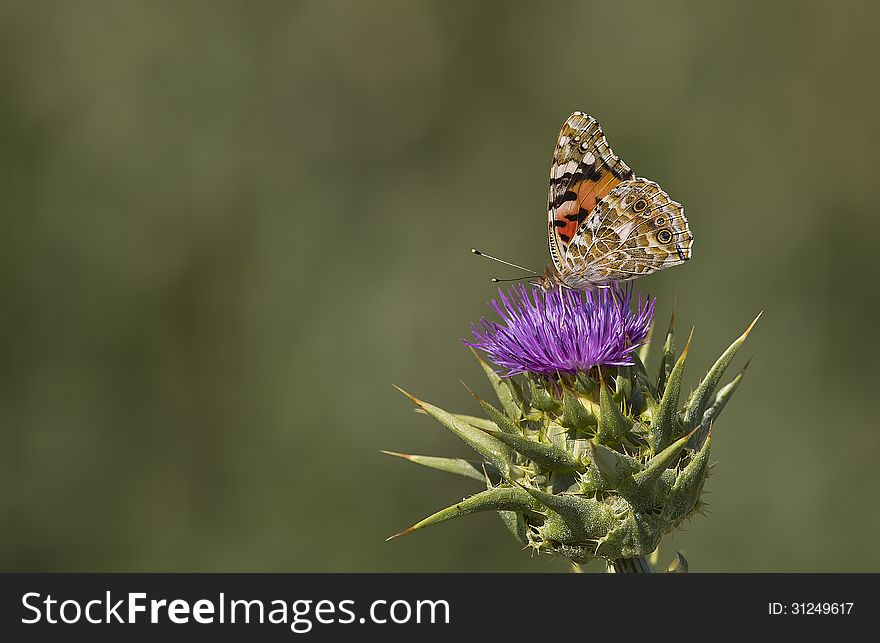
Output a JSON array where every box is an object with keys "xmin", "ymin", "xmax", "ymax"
[{"xmin": 539, "ymin": 112, "xmax": 693, "ymax": 290}]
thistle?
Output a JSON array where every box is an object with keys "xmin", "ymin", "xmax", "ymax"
[{"xmin": 387, "ymin": 284, "xmax": 759, "ymax": 572}]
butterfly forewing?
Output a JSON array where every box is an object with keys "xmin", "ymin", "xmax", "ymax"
[{"xmin": 547, "ymin": 112, "xmax": 635, "ymax": 271}]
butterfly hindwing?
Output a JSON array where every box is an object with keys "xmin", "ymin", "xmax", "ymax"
[
  {"xmin": 547, "ymin": 112, "xmax": 635, "ymax": 271},
  {"xmin": 560, "ymin": 179, "xmax": 693, "ymax": 287}
]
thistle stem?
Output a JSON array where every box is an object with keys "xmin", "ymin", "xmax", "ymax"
[{"xmin": 607, "ymin": 557, "xmax": 653, "ymax": 573}]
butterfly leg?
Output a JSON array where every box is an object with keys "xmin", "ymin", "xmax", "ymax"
[{"xmin": 600, "ymin": 283, "xmax": 626, "ymax": 309}]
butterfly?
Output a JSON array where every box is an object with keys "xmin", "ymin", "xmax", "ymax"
[{"xmin": 538, "ymin": 112, "xmax": 693, "ymax": 290}]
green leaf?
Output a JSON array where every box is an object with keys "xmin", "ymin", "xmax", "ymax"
[
  {"xmin": 666, "ymin": 552, "xmax": 689, "ymax": 573},
  {"xmin": 688, "ymin": 361, "xmax": 749, "ymax": 449},
  {"xmin": 498, "ymin": 510, "xmax": 529, "ymax": 545},
  {"xmin": 631, "ymin": 354, "xmax": 657, "ymax": 404},
  {"xmin": 709, "ymin": 363, "xmax": 747, "ymax": 420},
  {"xmin": 414, "ymin": 408, "xmax": 496, "ymax": 432},
  {"xmin": 681, "ymin": 313, "xmax": 761, "ymax": 432},
  {"xmin": 666, "ymin": 434, "xmax": 712, "ymax": 523},
  {"xmin": 395, "ymin": 386, "xmax": 513, "ymax": 476},
  {"xmin": 633, "ymin": 430, "xmax": 695, "ymax": 492},
  {"xmin": 650, "ymin": 330, "xmax": 692, "ymax": 453},
  {"xmin": 464, "ymin": 384, "xmax": 521, "ymax": 435},
  {"xmin": 575, "ymin": 372, "xmax": 597, "ymax": 395},
  {"xmin": 386, "ymin": 485, "xmax": 543, "ymax": 540},
  {"xmin": 561, "ymin": 388, "xmax": 596, "ymax": 432},
  {"xmin": 381, "ymin": 451, "xmax": 497, "ymax": 482},
  {"xmin": 588, "ymin": 441, "xmax": 637, "ymax": 489},
  {"xmin": 638, "ymin": 322, "xmax": 654, "ymax": 365},
  {"xmin": 529, "ymin": 377, "xmax": 561, "ymax": 414},
  {"xmin": 657, "ymin": 309, "xmax": 676, "ymax": 395},
  {"xmin": 596, "ymin": 374, "xmax": 633, "ymax": 445},
  {"xmin": 481, "ymin": 427, "xmax": 585, "ymax": 472},
  {"xmin": 470, "ymin": 347, "xmax": 524, "ymax": 419},
  {"xmin": 612, "ymin": 369, "xmax": 633, "ymax": 407},
  {"xmin": 520, "ymin": 485, "xmax": 616, "ymax": 542}
]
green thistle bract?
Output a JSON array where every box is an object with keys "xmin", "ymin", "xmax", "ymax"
[{"xmin": 387, "ymin": 286, "xmax": 759, "ymax": 570}]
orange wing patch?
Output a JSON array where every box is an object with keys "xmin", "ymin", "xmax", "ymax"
[
  {"xmin": 551, "ymin": 172, "xmax": 625, "ymax": 250},
  {"xmin": 547, "ymin": 113, "xmax": 635, "ymax": 269}
]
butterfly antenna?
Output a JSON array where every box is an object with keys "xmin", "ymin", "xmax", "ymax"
[
  {"xmin": 471, "ymin": 248, "xmax": 539, "ymax": 277},
  {"xmin": 490, "ymin": 276, "xmax": 536, "ymax": 283}
]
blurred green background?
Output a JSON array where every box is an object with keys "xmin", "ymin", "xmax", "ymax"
[{"xmin": 1, "ymin": 0, "xmax": 878, "ymax": 572}]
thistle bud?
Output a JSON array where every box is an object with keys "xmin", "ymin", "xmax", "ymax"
[{"xmin": 387, "ymin": 284, "xmax": 758, "ymax": 572}]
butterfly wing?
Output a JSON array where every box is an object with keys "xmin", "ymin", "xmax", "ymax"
[
  {"xmin": 559, "ymin": 178, "xmax": 693, "ymax": 288},
  {"xmin": 548, "ymin": 112, "xmax": 635, "ymax": 272}
]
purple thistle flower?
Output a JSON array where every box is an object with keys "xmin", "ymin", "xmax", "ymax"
[{"xmin": 466, "ymin": 284, "xmax": 655, "ymax": 376}]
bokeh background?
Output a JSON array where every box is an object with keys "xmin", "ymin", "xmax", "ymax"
[{"xmin": 1, "ymin": 0, "xmax": 878, "ymax": 572}]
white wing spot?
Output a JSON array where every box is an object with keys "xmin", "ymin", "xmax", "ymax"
[
  {"xmin": 617, "ymin": 221, "xmax": 638, "ymax": 241},
  {"xmin": 551, "ymin": 160, "xmax": 579, "ymax": 179},
  {"xmin": 583, "ymin": 152, "xmax": 595, "ymax": 164}
]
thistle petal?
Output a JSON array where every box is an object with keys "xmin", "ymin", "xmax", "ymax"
[{"xmin": 466, "ymin": 285, "xmax": 654, "ymax": 376}]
